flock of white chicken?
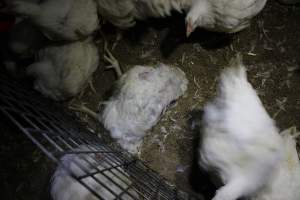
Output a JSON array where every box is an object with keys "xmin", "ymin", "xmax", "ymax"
[{"xmin": 2, "ymin": 0, "xmax": 300, "ymax": 199}]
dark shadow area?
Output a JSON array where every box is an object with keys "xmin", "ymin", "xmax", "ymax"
[
  {"xmin": 186, "ymin": 109, "xmax": 217, "ymax": 200},
  {"xmin": 186, "ymin": 110, "xmax": 247, "ymax": 200},
  {"xmin": 101, "ymin": 12, "xmax": 235, "ymax": 58},
  {"xmin": 160, "ymin": 28, "xmax": 234, "ymax": 58},
  {"xmin": 277, "ymin": 1, "xmax": 300, "ymax": 6},
  {"xmin": 0, "ymin": 113, "xmax": 53, "ymax": 200},
  {"xmin": 295, "ymin": 63, "xmax": 300, "ymax": 76}
]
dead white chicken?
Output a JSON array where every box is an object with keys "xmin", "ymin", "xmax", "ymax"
[
  {"xmin": 199, "ymin": 55, "xmax": 284, "ymax": 200},
  {"xmin": 186, "ymin": 0, "xmax": 267, "ymax": 36},
  {"xmin": 253, "ymin": 127, "xmax": 300, "ymax": 200},
  {"xmin": 51, "ymin": 145, "xmax": 138, "ymax": 200},
  {"xmin": 10, "ymin": 0, "xmax": 99, "ymax": 41},
  {"xmin": 74, "ymin": 51, "xmax": 188, "ymax": 154},
  {"xmin": 27, "ymin": 38, "xmax": 99, "ymax": 101}
]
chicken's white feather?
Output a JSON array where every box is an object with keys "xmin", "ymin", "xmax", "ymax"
[
  {"xmin": 96, "ymin": 0, "xmax": 265, "ymax": 34},
  {"xmin": 102, "ymin": 64, "xmax": 188, "ymax": 154},
  {"xmin": 95, "ymin": 0, "xmax": 191, "ymax": 29},
  {"xmin": 11, "ymin": 0, "xmax": 99, "ymax": 41},
  {"xmin": 253, "ymin": 127, "xmax": 300, "ymax": 200},
  {"xmin": 186, "ymin": 0, "xmax": 267, "ymax": 34},
  {"xmin": 27, "ymin": 38, "xmax": 99, "ymax": 100},
  {"xmin": 199, "ymin": 56, "xmax": 283, "ymax": 200},
  {"xmin": 51, "ymin": 145, "xmax": 138, "ymax": 200}
]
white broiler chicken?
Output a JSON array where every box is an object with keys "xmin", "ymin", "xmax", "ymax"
[
  {"xmin": 199, "ymin": 55, "xmax": 284, "ymax": 200},
  {"xmin": 51, "ymin": 145, "xmax": 138, "ymax": 200},
  {"xmin": 186, "ymin": 0, "xmax": 268, "ymax": 35},
  {"xmin": 95, "ymin": 0, "xmax": 191, "ymax": 29},
  {"xmin": 101, "ymin": 63, "xmax": 188, "ymax": 154},
  {"xmin": 10, "ymin": 0, "xmax": 99, "ymax": 41},
  {"xmin": 253, "ymin": 127, "xmax": 300, "ymax": 200},
  {"xmin": 75, "ymin": 55, "xmax": 188, "ymax": 154},
  {"xmin": 95, "ymin": 0, "xmax": 266, "ymax": 36},
  {"xmin": 27, "ymin": 38, "xmax": 99, "ymax": 101}
]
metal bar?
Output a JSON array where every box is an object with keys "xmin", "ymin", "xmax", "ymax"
[{"xmin": 0, "ymin": 75, "xmax": 201, "ymax": 200}]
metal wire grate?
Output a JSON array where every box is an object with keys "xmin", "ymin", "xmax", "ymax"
[{"xmin": 0, "ymin": 75, "xmax": 201, "ymax": 200}]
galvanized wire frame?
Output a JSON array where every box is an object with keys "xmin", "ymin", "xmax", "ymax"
[{"xmin": 0, "ymin": 75, "xmax": 201, "ymax": 200}]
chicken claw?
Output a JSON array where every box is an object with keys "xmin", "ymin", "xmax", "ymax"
[
  {"xmin": 88, "ymin": 80, "xmax": 97, "ymax": 95},
  {"xmin": 111, "ymin": 31, "xmax": 123, "ymax": 50},
  {"xmin": 69, "ymin": 103, "xmax": 98, "ymax": 121},
  {"xmin": 282, "ymin": 126, "xmax": 300, "ymax": 139},
  {"xmin": 103, "ymin": 42, "xmax": 123, "ymax": 78}
]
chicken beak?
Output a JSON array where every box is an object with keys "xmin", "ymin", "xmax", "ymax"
[{"xmin": 186, "ymin": 20, "xmax": 193, "ymax": 37}]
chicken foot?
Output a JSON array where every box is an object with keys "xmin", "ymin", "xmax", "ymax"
[
  {"xmin": 111, "ymin": 31, "xmax": 123, "ymax": 50},
  {"xmin": 104, "ymin": 42, "xmax": 123, "ymax": 78},
  {"xmin": 286, "ymin": 126, "xmax": 300, "ymax": 139},
  {"xmin": 88, "ymin": 80, "xmax": 97, "ymax": 95},
  {"xmin": 69, "ymin": 103, "xmax": 99, "ymax": 121}
]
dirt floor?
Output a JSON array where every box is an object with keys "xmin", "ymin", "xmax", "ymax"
[
  {"xmin": 69, "ymin": 1, "xmax": 300, "ymax": 197},
  {"xmin": 1, "ymin": 1, "xmax": 300, "ymax": 199}
]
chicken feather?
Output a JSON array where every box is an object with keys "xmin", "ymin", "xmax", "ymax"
[
  {"xmin": 27, "ymin": 38, "xmax": 99, "ymax": 101},
  {"xmin": 253, "ymin": 127, "xmax": 300, "ymax": 200},
  {"xmin": 186, "ymin": 0, "xmax": 267, "ymax": 35},
  {"xmin": 199, "ymin": 55, "xmax": 283, "ymax": 200},
  {"xmin": 96, "ymin": 0, "xmax": 266, "ymax": 35},
  {"xmin": 51, "ymin": 145, "xmax": 138, "ymax": 200},
  {"xmin": 102, "ymin": 64, "xmax": 188, "ymax": 154},
  {"xmin": 11, "ymin": 0, "xmax": 99, "ymax": 41}
]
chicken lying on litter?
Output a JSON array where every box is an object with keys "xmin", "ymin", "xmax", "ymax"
[
  {"xmin": 10, "ymin": 0, "xmax": 99, "ymax": 41},
  {"xmin": 51, "ymin": 145, "xmax": 138, "ymax": 200},
  {"xmin": 186, "ymin": 0, "xmax": 268, "ymax": 36},
  {"xmin": 199, "ymin": 55, "xmax": 284, "ymax": 200},
  {"xmin": 96, "ymin": 0, "xmax": 266, "ymax": 36},
  {"xmin": 253, "ymin": 127, "xmax": 300, "ymax": 200},
  {"xmin": 74, "ymin": 52, "xmax": 188, "ymax": 154},
  {"xmin": 27, "ymin": 38, "xmax": 99, "ymax": 101},
  {"xmin": 102, "ymin": 63, "xmax": 188, "ymax": 154}
]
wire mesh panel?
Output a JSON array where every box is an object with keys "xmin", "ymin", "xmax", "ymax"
[{"xmin": 0, "ymin": 75, "xmax": 201, "ymax": 200}]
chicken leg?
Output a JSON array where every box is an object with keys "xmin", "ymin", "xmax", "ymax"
[
  {"xmin": 111, "ymin": 31, "xmax": 123, "ymax": 50},
  {"xmin": 285, "ymin": 126, "xmax": 300, "ymax": 139},
  {"xmin": 69, "ymin": 103, "xmax": 99, "ymax": 121},
  {"xmin": 104, "ymin": 42, "xmax": 123, "ymax": 78}
]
